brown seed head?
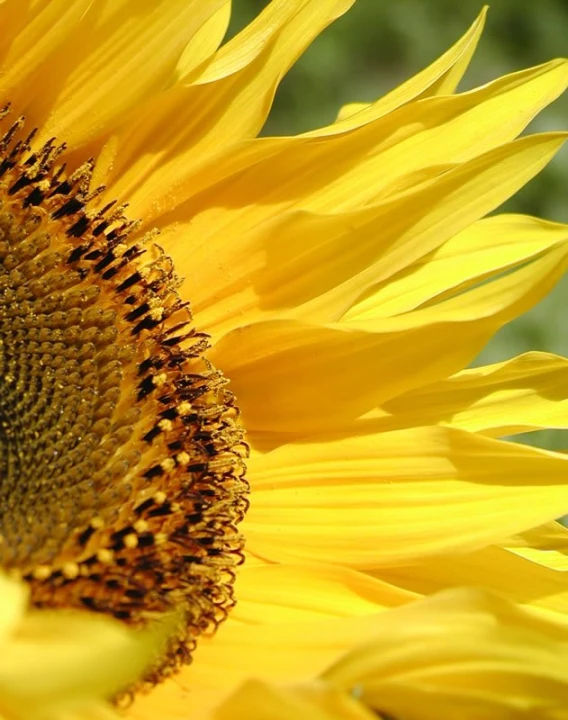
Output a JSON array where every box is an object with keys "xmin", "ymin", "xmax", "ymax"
[{"xmin": 0, "ymin": 106, "xmax": 249, "ymax": 687}]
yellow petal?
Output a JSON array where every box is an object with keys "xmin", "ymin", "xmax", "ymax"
[
  {"xmin": 175, "ymin": 588, "xmax": 568, "ymax": 720},
  {"xmin": 0, "ymin": 573, "xmax": 27, "ymax": 642},
  {"xmin": 340, "ymin": 134, "xmax": 567, "ymax": 324},
  {"xmin": 232, "ymin": 564, "xmax": 417, "ymax": 624},
  {"xmin": 323, "ymin": 588, "xmax": 568, "ymax": 720},
  {"xmin": 0, "ymin": 573, "xmax": 172, "ymax": 720},
  {"xmin": 30, "ymin": 0, "xmax": 226, "ymax": 150},
  {"xmin": 367, "ymin": 351, "xmax": 568, "ymax": 437},
  {"xmin": 0, "ymin": 2, "xmax": 32, "ymax": 61},
  {"xmin": 0, "ymin": 0, "xmax": 92, "ymax": 108},
  {"xmin": 123, "ymin": 7, "xmax": 484, "ymax": 216},
  {"xmin": 103, "ymin": 0, "xmax": 355, "ymax": 218},
  {"xmin": 506, "ymin": 521, "xmax": 568, "ymax": 570},
  {"xmin": 105, "ymin": 42, "xmax": 565, "ymax": 239},
  {"xmin": 191, "ymin": 134, "xmax": 566, "ymax": 337},
  {"xmin": 196, "ymin": 0, "xmax": 355, "ymax": 84},
  {"xmin": 304, "ymin": 64, "xmax": 568, "ymax": 212},
  {"xmin": 243, "ymin": 427, "xmax": 568, "ymax": 567},
  {"xmin": 329, "ymin": 8, "xmax": 487, "ymax": 133},
  {"xmin": 174, "ymin": 1, "xmax": 231, "ymax": 80},
  {"xmin": 130, "ymin": 614, "xmax": 389, "ymax": 720},
  {"xmin": 336, "ymin": 102, "xmax": 369, "ymax": 122},
  {"xmin": 345, "ymin": 214, "xmax": 568, "ymax": 320},
  {"xmin": 377, "ymin": 544, "xmax": 568, "ymax": 622},
  {"xmin": 212, "ymin": 243, "xmax": 567, "ymax": 435},
  {"xmin": 213, "ymin": 317, "xmax": 482, "ymax": 433},
  {"xmin": 166, "ymin": 111, "xmax": 565, "ymax": 289},
  {"xmin": 344, "ymin": 237, "xmax": 568, "ymax": 333},
  {"xmin": 213, "ymin": 680, "xmax": 375, "ymax": 720}
]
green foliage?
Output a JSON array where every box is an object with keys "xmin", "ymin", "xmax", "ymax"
[{"xmin": 229, "ymin": 1, "xmax": 568, "ymax": 448}]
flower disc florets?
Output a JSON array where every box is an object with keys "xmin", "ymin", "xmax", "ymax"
[{"xmin": 0, "ymin": 107, "xmax": 249, "ymax": 685}]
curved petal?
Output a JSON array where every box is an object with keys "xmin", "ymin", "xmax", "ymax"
[
  {"xmin": 344, "ymin": 214, "xmax": 568, "ymax": 321},
  {"xmin": 108, "ymin": 55, "xmax": 567, "ymax": 233},
  {"xmin": 0, "ymin": 1, "xmax": 36, "ymax": 64},
  {"xmin": 506, "ymin": 521, "xmax": 568, "ymax": 570},
  {"xmin": 29, "ymin": 0, "xmax": 226, "ymax": 150},
  {"xmin": 323, "ymin": 589, "xmax": 568, "ymax": 720},
  {"xmin": 364, "ymin": 351, "xmax": 568, "ymax": 437},
  {"xmin": 0, "ymin": 574, "xmax": 171, "ymax": 720},
  {"xmin": 135, "ymin": 587, "xmax": 568, "ymax": 720},
  {"xmin": 344, "ymin": 237, "xmax": 568, "ymax": 331},
  {"xmin": 377, "ymin": 544, "xmax": 568, "ymax": 622},
  {"xmin": 174, "ymin": 1, "xmax": 231, "ymax": 80},
  {"xmin": 102, "ymin": 0, "xmax": 355, "ymax": 217},
  {"xmin": 122, "ymin": 8, "xmax": 487, "ymax": 219},
  {"xmin": 304, "ymin": 65, "xmax": 568, "ymax": 211},
  {"xmin": 329, "ymin": 7, "xmax": 487, "ymax": 133},
  {"xmin": 212, "ymin": 244, "xmax": 568, "ymax": 435},
  {"xmin": 237, "ymin": 545, "xmax": 568, "ymax": 627},
  {"xmin": 0, "ymin": 0, "xmax": 93, "ymax": 109},
  {"xmin": 195, "ymin": 0, "xmax": 354, "ymax": 84},
  {"xmin": 186, "ymin": 136, "xmax": 567, "ymax": 337},
  {"xmin": 0, "ymin": 574, "xmax": 27, "ymax": 642}
]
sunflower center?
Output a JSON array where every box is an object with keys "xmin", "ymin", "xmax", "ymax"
[{"xmin": 0, "ymin": 108, "xmax": 248, "ymax": 684}]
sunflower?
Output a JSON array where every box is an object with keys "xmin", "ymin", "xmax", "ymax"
[{"xmin": 1, "ymin": 1, "xmax": 568, "ymax": 718}]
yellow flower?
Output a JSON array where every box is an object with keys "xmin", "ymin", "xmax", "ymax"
[
  {"xmin": 0, "ymin": 1, "xmax": 567, "ymax": 718},
  {"xmin": 0, "ymin": 573, "xmax": 166, "ymax": 720},
  {"xmin": 214, "ymin": 588, "xmax": 568, "ymax": 720}
]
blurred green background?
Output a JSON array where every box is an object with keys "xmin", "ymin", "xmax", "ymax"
[{"xmin": 230, "ymin": 0, "xmax": 568, "ymax": 449}]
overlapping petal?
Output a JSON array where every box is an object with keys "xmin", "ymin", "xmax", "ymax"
[
  {"xmin": 135, "ymin": 4, "xmax": 487, "ymax": 213},
  {"xmin": 332, "ymin": 7, "xmax": 486, "ymax": 128},
  {"xmin": 361, "ymin": 351, "xmax": 568, "ymax": 436},
  {"xmin": 0, "ymin": 574, "xmax": 168, "ymax": 720},
  {"xmin": 26, "ymin": 0, "xmax": 227, "ymax": 150},
  {"xmin": 173, "ymin": 1, "xmax": 231, "ymax": 80},
  {"xmin": 506, "ymin": 521, "xmax": 568, "ymax": 570},
  {"xmin": 323, "ymin": 589, "xmax": 568, "ymax": 720},
  {"xmin": 200, "ymin": 589, "xmax": 568, "ymax": 720},
  {"xmin": 344, "ymin": 214, "xmax": 568, "ymax": 321},
  {"xmin": 102, "ymin": 4, "xmax": 490, "ymax": 220},
  {"xmin": 131, "ymin": 613, "xmax": 389, "ymax": 720},
  {"xmin": 99, "ymin": 0, "xmax": 355, "ymax": 216},
  {"xmin": 0, "ymin": 0, "xmax": 92, "ymax": 108},
  {"xmin": 212, "ymin": 238, "xmax": 568, "ymax": 436},
  {"xmin": 377, "ymin": 545, "xmax": 568, "ymax": 622},
  {"xmin": 185, "ymin": 134, "xmax": 567, "ymax": 337}
]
